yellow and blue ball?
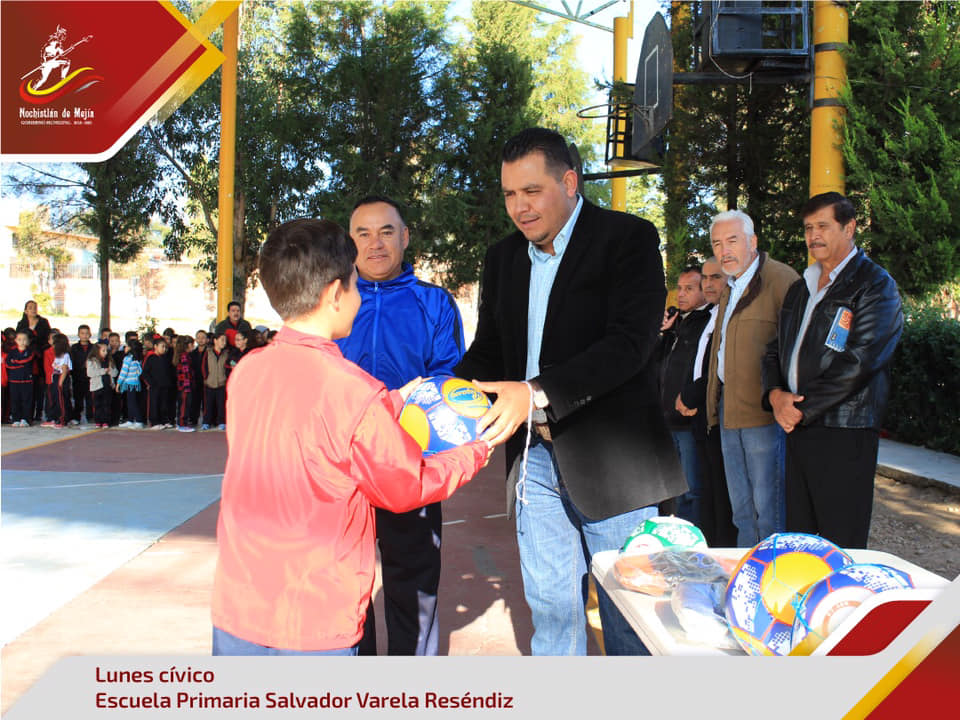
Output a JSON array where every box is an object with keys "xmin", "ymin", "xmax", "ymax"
[
  {"xmin": 398, "ymin": 376, "xmax": 491, "ymax": 456},
  {"xmin": 725, "ymin": 532, "xmax": 853, "ymax": 656}
]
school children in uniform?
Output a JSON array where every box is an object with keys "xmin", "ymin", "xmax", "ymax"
[
  {"xmin": 86, "ymin": 343, "xmax": 116, "ymax": 428},
  {"xmin": 117, "ymin": 340, "xmax": 145, "ymax": 429},
  {"xmin": 70, "ymin": 324, "xmax": 93, "ymax": 424},
  {"xmin": 5, "ymin": 330, "xmax": 36, "ymax": 426},
  {"xmin": 201, "ymin": 333, "xmax": 229, "ymax": 431},
  {"xmin": 174, "ymin": 335, "xmax": 196, "ymax": 432},
  {"xmin": 42, "ymin": 333, "xmax": 73, "ymax": 428},
  {"xmin": 142, "ymin": 337, "xmax": 176, "ymax": 429}
]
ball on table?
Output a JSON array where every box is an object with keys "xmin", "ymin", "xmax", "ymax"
[
  {"xmin": 620, "ymin": 516, "xmax": 708, "ymax": 554},
  {"xmin": 725, "ymin": 532, "xmax": 853, "ymax": 656},
  {"xmin": 791, "ymin": 563, "xmax": 915, "ymax": 654},
  {"xmin": 398, "ymin": 375, "xmax": 491, "ymax": 456}
]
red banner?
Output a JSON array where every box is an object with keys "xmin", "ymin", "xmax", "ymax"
[{"xmin": 1, "ymin": 1, "xmax": 236, "ymax": 161}]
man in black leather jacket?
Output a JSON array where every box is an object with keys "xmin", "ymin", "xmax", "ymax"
[{"xmin": 762, "ymin": 192, "xmax": 903, "ymax": 548}]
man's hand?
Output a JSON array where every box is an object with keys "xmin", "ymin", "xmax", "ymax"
[
  {"xmin": 675, "ymin": 393, "xmax": 697, "ymax": 417},
  {"xmin": 769, "ymin": 388, "xmax": 804, "ymax": 433},
  {"xmin": 661, "ymin": 309, "xmax": 678, "ymax": 332},
  {"xmin": 472, "ymin": 380, "xmax": 533, "ymax": 447},
  {"xmin": 398, "ymin": 376, "xmax": 423, "ymax": 402}
]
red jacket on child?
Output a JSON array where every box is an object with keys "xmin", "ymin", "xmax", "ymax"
[{"xmin": 211, "ymin": 326, "xmax": 487, "ymax": 651}]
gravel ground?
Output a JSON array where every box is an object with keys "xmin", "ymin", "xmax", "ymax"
[{"xmin": 869, "ymin": 474, "xmax": 960, "ymax": 580}]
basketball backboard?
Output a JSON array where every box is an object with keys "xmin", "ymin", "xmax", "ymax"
[{"xmin": 631, "ymin": 12, "xmax": 673, "ymax": 159}]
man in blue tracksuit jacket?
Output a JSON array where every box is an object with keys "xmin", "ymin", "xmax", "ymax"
[{"xmin": 336, "ymin": 196, "xmax": 465, "ymax": 656}]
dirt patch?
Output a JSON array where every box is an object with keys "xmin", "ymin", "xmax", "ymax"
[{"xmin": 869, "ymin": 474, "xmax": 960, "ymax": 580}]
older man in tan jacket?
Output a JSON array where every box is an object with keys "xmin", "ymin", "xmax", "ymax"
[{"xmin": 706, "ymin": 210, "xmax": 798, "ymax": 547}]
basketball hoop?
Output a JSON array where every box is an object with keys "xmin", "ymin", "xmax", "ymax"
[{"xmin": 576, "ymin": 101, "xmax": 649, "ymax": 121}]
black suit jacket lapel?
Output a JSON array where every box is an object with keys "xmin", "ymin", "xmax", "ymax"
[{"xmin": 543, "ymin": 200, "xmax": 593, "ymax": 335}]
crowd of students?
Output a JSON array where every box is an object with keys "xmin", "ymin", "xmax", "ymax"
[{"xmin": 1, "ymin": 301, "xmax": 277, "ymax": 431}]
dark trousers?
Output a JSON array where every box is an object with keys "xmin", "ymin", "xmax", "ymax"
[
  {"xmin": 203, "ymin": 386, "xmax": 226, "ymax": 426},
  {"xmin": 90, "ymin": 387, "xmax": 112, "ymax": 425},
  {"xmin": 10, "ymin": 382, "xmax": 33, "ymax": 423},
  {"xmin": 46, "ymin": 378, "xmax": 72, "ymax": 425},
  {"xmin": 111, "ymin": 388, "xmax": 123, "ymax": 425},
  {"xmin": 32, "ymin": 375, "xmax": 45, "ymax": 420},
  {"xmin": 177, "ymin": 389, "xmax": 192, "ymax": 426},
  {"xmin": 72, "ymin": 377, "xmax": 90, "ymax": 421},
  {"xmin": 191, "ymin": 380, "xmax": 204, "ymax": 424},
  {"xmin": 360, "ymin": 502, "xmax": 442, "ymax": 656},
  {"xmin": 786, "ymin": 425, "xmax": 879, "ymax": 549},
  {"xmin": 694, "ymin": 418, "xmax": 738, "ymax": 547},
  {"xmin": 146, "ymin": 385, "xmax": 173, "ymax": 426},
  {"xmin": 125, "ymin": 389, "xmax": 145, "ymax": 424}
]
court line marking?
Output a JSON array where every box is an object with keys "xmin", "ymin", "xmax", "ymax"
[
  {"xmin": 1, "ymin": 428, "xmax": 103, "ymax": 456},
  {"xmin": 3, "ymin": 474, "xmax": 223, "ymax": 491}
]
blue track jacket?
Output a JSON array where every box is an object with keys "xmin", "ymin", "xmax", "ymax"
[{"xmin": 337, "ymin": 263, "xmax": 465, "ymax": 390}]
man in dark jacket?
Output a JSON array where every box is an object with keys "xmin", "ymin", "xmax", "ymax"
[
  {"xmin": 456, "ymin": 127, "xmax": 684, "ymax": 655},
  {"xmin": 214, "ymin": 302, "xmax": 252, "ymax": 348},
  {"xmin": 763, "ymin": 192, "xmax": 903, "ymax": 548},
  {"xmin": 658, "ymin": 266, "xmax": 712, "ymax": 526},
  {"xmin": 336, "ymin": 196, "xmax": 464, "ymax": 656}
]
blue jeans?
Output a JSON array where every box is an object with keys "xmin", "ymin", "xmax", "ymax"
[
  {"xmin": 515, "ymin": 440, "xmax": 656, "ymax": 655},
  {"xmin": 212, "ymin": 627, "xmax": 358, "ymax": 656},
  {"xmin": 671, "ymin": 430, "xmax": 703, "ymax": 527},
  {"xmin": 718, "ymin": 399, "xmax": 785, "ymax": 547}
]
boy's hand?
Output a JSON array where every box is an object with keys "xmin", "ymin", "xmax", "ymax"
[{"xmin": 398, "ymin": 376, "xmax": 423, "ymax": 402}]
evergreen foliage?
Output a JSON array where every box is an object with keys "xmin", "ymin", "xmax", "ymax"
[{"xmin": 842, "ymin": 0, "xmax": 960, "ymax": 297}]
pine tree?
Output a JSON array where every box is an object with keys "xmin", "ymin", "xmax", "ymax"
[{"xmin": 842, "ymin": 0, "xmax": 960, "ymax": 297}]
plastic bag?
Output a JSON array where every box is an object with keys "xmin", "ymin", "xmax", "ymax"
[
  {"xmin": 671, "ymin": 580, "xmax": 740, "ymax": 649},
  {"xmin": 613, "ymin": 548, "xmax": 737, "ymax": 596}
]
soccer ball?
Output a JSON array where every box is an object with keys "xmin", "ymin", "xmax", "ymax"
[
  {"xmin": 620, "ymin": 516, "xmax": 708, "ymax": 554},
  {"xmin": 725, "ymin": 533, "xmax": 853, "ymax": 656},
  {"xmin": 398, "ymin": 376, "xmax": 491, "ymax": 456},
  {"xmin": 791, "ymin": 563, "xmax": 915, "ymax": 653}
]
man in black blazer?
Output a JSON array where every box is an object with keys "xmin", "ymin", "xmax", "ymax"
[{"xmin": 456, "ymin": 128, "xmax": 685, "ymax": 655}]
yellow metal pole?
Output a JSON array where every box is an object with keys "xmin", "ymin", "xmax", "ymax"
[
  {"xmin": 809, "ymin": 1, "xmax": 848, "ymax": 198},
  {"xmin": 217, "ymin": 8, "xmax": 238, "ymax": 322},
  {"xmin": 610, "ymin": 1, "xmax": 634, "ymax": 212}
]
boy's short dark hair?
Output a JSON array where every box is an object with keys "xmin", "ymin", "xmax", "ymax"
[
  {"xmin": 801, "ymin": 192, "xmax": 857, "ymax": 226},
  {"xmin": 15, "ymin": 329, "xmax": 29, "ymax": 338},
  {"xmin": 502, "ymin": 127, "xmax": 574, "ymax": 180},
  {"xmin": 108, "ymin": 332, "xmax": 120, "ymax": 340},
  {"xmin": 162, "ymin": 327, "xmax": 175, "ymax": 337},
  {"xmin": 78, "ymin": 324, "xmax": 90, "ymax": 332},
  {"xmin": 125, "ymin": 331, "xmax": 138, "ymax": 341},
  {"xmin": 227, "ymin": 301, "xmax": 241, "ymax": 311},
  {"xmin": 259, "ymin": 218, "xmax": 357, "ymax": 321}
]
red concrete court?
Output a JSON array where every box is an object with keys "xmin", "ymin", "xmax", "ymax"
[{"xmin": 2, "ymin": 429, "xmax": 598, "ymax": 714}]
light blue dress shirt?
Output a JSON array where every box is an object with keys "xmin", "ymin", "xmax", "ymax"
[
  {"xmin": 787, "ymin": 245, "xmax": 858, "ymax": 393},
  {"xmin": 525, "ymin": 195, "xmax": 584, "ymax": 381}
]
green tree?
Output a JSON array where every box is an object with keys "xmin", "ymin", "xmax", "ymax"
[
  {"xmin": 155, "ymin": 0, "xmax": 323, "ymax": 306},
  {"xmin": 842, "ymin": 0, "xmax": 960, "ymax": 297},
  {"xmin": 5, "ymin": 133, "xmax": 164, "ymax": 328}
]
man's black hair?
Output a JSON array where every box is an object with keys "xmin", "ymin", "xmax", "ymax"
[
  {"xmin": 227, "ymin": 301, "xmax": 241, "ymax": 311},
  {"xmin": 678, "ymin": 265, "xmax": 702, "ymax": 278},
  {"xmin": 259, "ymin": 218, "xmax": 357, "ymax": 321},
  {"xmin": 502, "ymin": 127, "xmax": 574, "ymax": 178},
  {"xmin": 801, "ymin": 192, "xmax": 856, "ymax": 227},
  {"xmin": 352, "ymin": 195, "xmax": 406, "ymax": 221}
]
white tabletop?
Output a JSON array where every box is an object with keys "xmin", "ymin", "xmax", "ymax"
[{"xmin": 591, "ymin": 547, "xmax": 949, "ymax": 656}]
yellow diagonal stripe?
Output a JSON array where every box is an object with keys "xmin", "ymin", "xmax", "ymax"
[{"xmin": 842, "ymin": 630, "xmax": 942, "ymax": 719}]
